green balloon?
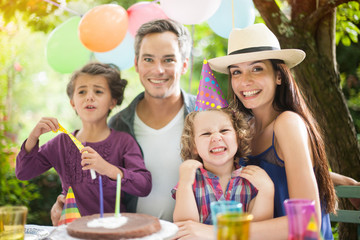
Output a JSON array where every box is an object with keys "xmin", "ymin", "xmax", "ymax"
[{"xmin": 46, "ymin": 16, "xmax": 91, "ymax": 74}]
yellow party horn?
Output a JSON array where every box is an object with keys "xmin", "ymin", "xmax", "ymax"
[{"xmin": 54, "ymin": 123, "xmax": 97, "ymax": 179}]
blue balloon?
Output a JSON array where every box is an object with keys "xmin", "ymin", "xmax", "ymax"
[
  {"xmin": 208, "ymin": 0, "xmax": 255, "ymax": 38},
  {"xmin": 94, "ymin": 32, "xmax": 135, "ymax": 70}
]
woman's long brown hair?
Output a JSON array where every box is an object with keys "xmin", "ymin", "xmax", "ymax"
[{"xmin": 229, "ymin": 59, "xmax": 336, "ymax": 213}]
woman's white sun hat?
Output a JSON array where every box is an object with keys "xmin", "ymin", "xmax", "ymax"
[{"xmin": 208, "ymin": 23, "xmax": 306, "ymax": 74}]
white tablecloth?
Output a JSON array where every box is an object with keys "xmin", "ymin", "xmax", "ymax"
[{"xmin": 25, "ymin": 220, "xmax": 178, "ymax": 240}]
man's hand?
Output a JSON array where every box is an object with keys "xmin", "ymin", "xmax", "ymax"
[{"xmin": 51, "ymin": 194, "xmax": 65, "ymax": 226}]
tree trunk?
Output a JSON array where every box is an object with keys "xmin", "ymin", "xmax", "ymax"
[
  {"xmin": 294, "ymin": 33, "xmax": 360, "ymax": 240},
  {"xmin": 253, "ymin": 0, "xmax": 360, "ymax": 239}
]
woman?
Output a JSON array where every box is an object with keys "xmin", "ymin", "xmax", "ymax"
[
  {"xmin": 173, "ymin": 23, "xmax": 336, "ymax": 240},
  {"xmin": 208, "ymin": 23, "xmax": 336, "ymax": 239}
]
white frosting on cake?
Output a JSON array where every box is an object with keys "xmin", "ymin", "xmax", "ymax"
[{"xmin": 86, "ymin": 215, "xmax": 128, "ymax": 229}]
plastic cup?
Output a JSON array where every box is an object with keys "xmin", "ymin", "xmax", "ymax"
[
  {"xmin": 210, "ymin": 200, "xmax": 242, "ymax": 238},
  {"xmin": 210, "ymin": 201, "xmax": 243, "ymax": 226},
  {"xmin": 216, "ymin": 212, "xmax": 253, "ymax": 240},
  {"xmin": 0, "ymin": 206, "xmax": 28, "ymax": 240},
  {"xmin": 284, "ymin": 199, "xmax": 321, "ymax": 240}
]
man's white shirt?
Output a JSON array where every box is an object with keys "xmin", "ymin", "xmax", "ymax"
[{"xmin": 134, "ymin": 105, "xmax": 184, "ymax": 222}]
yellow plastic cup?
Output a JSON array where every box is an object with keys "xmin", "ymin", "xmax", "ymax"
[
  {"xmin": 216, "ymin": 212, "xmax": 253, "ymax": 240},
  {"xmin": 0, "ymin": 206, "xmax": 28, "ymax": 240}
]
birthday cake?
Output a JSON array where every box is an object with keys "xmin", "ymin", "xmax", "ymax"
[{"xmin": 66, "ymin": 213, "xmax": 161, "ymax": 239}]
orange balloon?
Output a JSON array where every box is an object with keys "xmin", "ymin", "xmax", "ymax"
[{"xmin": 79, "ymin": 4, "xmax": 128, "ymax": 52}]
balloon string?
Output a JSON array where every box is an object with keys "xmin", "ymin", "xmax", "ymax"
[
  {"xmin": 42, "ymin": 0, "xmax": 82, "ymax": 16},
  {"xmin": 232, "ymin": 0, "xmax": 235, "ymax": 29}
]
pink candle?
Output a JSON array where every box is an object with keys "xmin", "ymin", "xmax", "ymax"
[{"xmin": 99, "ymin": 175, "xmax": 104, "ymax": 218}]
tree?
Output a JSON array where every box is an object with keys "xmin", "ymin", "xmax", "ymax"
[{"xmin": 252, "ymin": 0, "xmax": 359, "ymax": 238}]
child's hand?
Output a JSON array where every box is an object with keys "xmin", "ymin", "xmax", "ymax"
[
  {"xmin": 25, "ymin": 117, "xmax": 59, "ymax": 153},
  {"xmin": 80, "ymin": 146, "xmax": 113, "ymax": 176},
  {"xmin": 239, "ymin": 165, "xmax": 274, "ymax": 193},
  {"xmin": 30, "ymin": 117, "xmax": 59, "ymax": 139},
  {"xmin": 178, "ymin": 160, "xmax": 203, "ymax": 186}
]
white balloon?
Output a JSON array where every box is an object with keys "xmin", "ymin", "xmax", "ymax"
[{"xmin": 160, "ymin": 0, "xmax": 221, "ymax": 25}]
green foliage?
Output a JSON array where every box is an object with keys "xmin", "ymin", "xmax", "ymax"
[
  {"xmin": 26, "ymin": 170, "xmax": 62, "ymax": 225},
  {"xmin": 0, "ymin": 76, "xmax": 62, "ymax": 225},
  {"xmin": 336, "ymin": 2, "xmax": 360, "ymax": 138},
  {"xmin": 332, "ymin": 223, "xmax": 339, "ymax": 240},
  {"xmin": 0, "ymin": 33, "xmax": 62, "ymax": 224},
  {"xmin": 0, "ymin": 74, "xmax": 39, "ymax": 207},
  {"xmin": 0, "ymin": 0, "xmax": 61, "ymax": 33},
  {"xmin": 336, "ymin": 2, "xmax": 360, "ymax": 46},
  {"xmin": 181, "ymin": 15, "xmax": 265, "ymax": 98},
  {"xmin": 0, "ymin": 135, "xmax": 62, "ymax": 225},
  {"xmin": 0, "ymin": 107, "xmax": 40, "ymax": 208},
  {"xmin": 180, "ymin": 23, "xmax": 229, "ymax": 96}
]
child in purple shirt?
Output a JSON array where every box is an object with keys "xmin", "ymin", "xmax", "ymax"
[
  {"xmin": 16, "ymin": 63, "xmax": 151, "ymax": 217},
  {"xmin": 172, "ymin": 107, "xmax": 274, "ymax": 225}
]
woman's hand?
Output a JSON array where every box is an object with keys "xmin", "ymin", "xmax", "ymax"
[
  {"xmin": 239, "ymin": 165, "xmax": 274, "ymax": 193},
  {"xmin": 172, "ymin": 220, "xmax": 214, "ymax": 240},
  {"xmin": 239, "ymin": 165, "xmax": 274, "ymax": 220},
  {"xmin": 330, "ymin": 172, "xmax": 360, "ymax": 209}
]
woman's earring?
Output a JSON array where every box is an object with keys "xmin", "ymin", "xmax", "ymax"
[
  {"xmin": 276, "ymin": 77, "xmax": 281, "ymax": 85},
  {"xmin": 276, "ymin": 72, "xmax": 282, "ymax": 85}
]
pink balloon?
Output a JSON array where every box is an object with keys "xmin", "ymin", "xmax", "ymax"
[
  {"xmin": 160, "ymin": 0, "xmax": 221, "ymax": 25},
  {"xmin": 127, "ymin": 2, "xmax": 168, "ymax": 37}
]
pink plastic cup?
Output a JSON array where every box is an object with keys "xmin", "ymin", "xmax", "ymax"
[{"xmin": 283, "ymin": 199, "xmax": 320, "ymax": 240}]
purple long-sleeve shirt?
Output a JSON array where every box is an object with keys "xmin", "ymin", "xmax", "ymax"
[{"xmin": 16, "ymin": 129, "xmax": 151, "ymax": 216}]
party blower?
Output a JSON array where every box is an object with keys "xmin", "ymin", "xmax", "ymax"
[{"xmin": 53, "ymin": 123, "xmax": 96, "ymax": 179}]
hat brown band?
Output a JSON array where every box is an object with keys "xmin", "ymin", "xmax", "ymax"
[{"xmin": 229, "ymin": 46, "xmax": 279, "ymax": 55}]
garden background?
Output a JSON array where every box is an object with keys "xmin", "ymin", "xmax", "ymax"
[{"xmin": 0, "ymin": 0, "xmax": 359, "ymax": 239}]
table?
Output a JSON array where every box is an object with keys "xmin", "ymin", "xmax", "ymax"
[{"xmin": 25, "ymin": 219, "xmax": 178, "ymax": 240}]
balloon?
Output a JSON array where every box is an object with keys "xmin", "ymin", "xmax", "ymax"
[
  {"xmin": 159, "ymin": 0, "xmax": 221, "ymax": 25},
  {"xmin": 46, "ymin": 16, "xmax": 91, "ymax": 74},
  {"xmin": 14, "ymin": 62, "xmax": 22, "ymax": 72},
  {"xmin": 79, "ymin": 4, "xmax": 128, "ymax": 52},
  {"xmin": 208, "ymin": 0, "xmax": 255, "ymax": 38},
  {"xmin": 127, "ymin": 2, "xmax": 168, "ymax": 37},
  {"xmin": 94, "ymin": 32, "xmax": 135, "ymax": 71}
]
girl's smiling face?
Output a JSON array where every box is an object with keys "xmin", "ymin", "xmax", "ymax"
[
  {"xmin": 230, "ymin": 60, "xmax": 280, "ymax": 111},
  {"xmin": 193, "ymin": 110, "xmax": 238, "ymax": 169}
]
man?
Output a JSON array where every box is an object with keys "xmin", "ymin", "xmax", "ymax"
[
  {"xmin": 107, "ymin": 19, "xmax": 195, "ymax": 221},
  {"xmin": 50, "ymin": 19, "xmax": 196, "ymax": 224}
]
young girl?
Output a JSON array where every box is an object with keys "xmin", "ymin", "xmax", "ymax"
[
  {"xmin": 172, "ymin": 107, "xmax": 274, "ymax": 224},
  {"xmin": 16, "ymin": 62, "xmax": 152, "ymax": 217},
  {"xmin": 208, "ymin": 23, "xmax": 336, "ymax": 239}
]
